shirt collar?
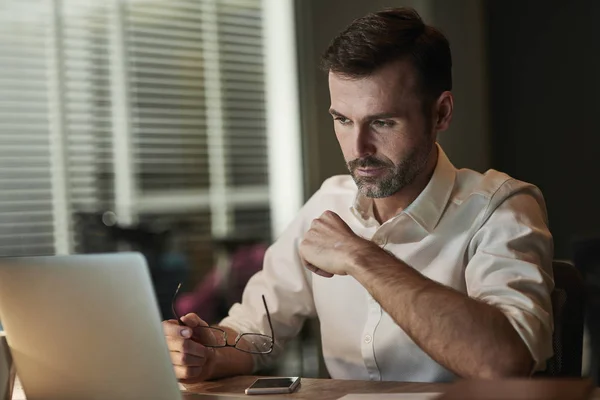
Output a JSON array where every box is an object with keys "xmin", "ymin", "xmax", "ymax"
[{"xmin": 350, "ymin": 143, "xmax": 457, "ymax": 232}]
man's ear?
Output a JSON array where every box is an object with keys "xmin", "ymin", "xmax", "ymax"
[{"xmin": 434, "ymin": 91, "xmax": 453, "ymax": 133}]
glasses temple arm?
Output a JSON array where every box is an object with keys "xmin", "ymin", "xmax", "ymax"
[
  {"xmin": 172, "ymin": 283, "xmax": 185, "ymax": 326},
  {"xmin": 262, "ymin": 295, "xmax": 275, "ymax": 343}
]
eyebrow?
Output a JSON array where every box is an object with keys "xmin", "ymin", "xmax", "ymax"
[
  {"xmin": 328, "ymin": 108, "xmax": 347, "ymax": 118},
  {"xmin": 328, "ymin": 108, "xmax": 400, "ymax": 120}
]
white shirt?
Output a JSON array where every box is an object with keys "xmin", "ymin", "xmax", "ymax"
[{"xmin": 221, "ymin": 145, "xmax": 554, "ymax": 382}]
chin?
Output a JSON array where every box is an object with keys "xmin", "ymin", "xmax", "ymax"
[
  {"xmin": 357, "ymin": 185, "xmax": 394, "ymax": 199},
  {"xmin": 356, "ymin": 177, "xmax": 406, "ymax": 198},
  {"xmin": 363, "ymin": 190, "xmax": 393, "ymax": 199}
]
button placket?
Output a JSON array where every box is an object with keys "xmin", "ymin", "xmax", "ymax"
[{"xmin": 361, "ymin": 293, "xmax": 382, "ymax": 381}]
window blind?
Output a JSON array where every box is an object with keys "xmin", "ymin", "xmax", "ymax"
[
  {"xmin": 0, "ymin": 0, "xmax": 272, "ymax": 268},
  {"xmin": 0, "ymin": 0, "xmax": 55, "ymax": 256},
  {"xmin": 127, "ymin": 0, "xmax": 211, "ymax": 192},
  {"xmin": 61, "ymin": 0, "xmax": 116, "ymax": 254},
  {"xmin": 126, "ymin": 0, "xmax": 271, "ymax": 242},
  {"xmin": 218, "ymin": 1, "xmax": 269, "ymax": 188}
]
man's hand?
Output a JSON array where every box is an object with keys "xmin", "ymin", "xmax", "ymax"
[
  {"xmin": 162, "ymin": 314, "xmax": 218, "ymax": 384},
  {"xmin": 299, "ymin": 210, "xmax": 375, "ymax": 278}
]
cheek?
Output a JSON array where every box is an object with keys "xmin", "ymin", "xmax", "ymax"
[
  {"xmin": 389, "ymin": 134, "xmax": 430, "ymax": 165},
  {"xmin": 376, "ymin": 130, "xmax": 418, "ymax": 163}
]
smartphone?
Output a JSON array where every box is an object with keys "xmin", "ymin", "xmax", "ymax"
[{"xmin": 244, "ymin": 377, "xmax": 301, "ymax": 395}]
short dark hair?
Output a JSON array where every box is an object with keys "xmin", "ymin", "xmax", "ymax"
[{"xmin": 321, "ymin": 7, "xmax": 452, "ymax": 102}]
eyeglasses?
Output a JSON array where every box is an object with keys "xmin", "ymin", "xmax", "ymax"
[{"xmin": 171, "ymin": 283, "xmax": 274, "ymax": 354}]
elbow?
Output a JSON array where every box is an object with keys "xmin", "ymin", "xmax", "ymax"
[
  {"xmin": 475, "ymin": 364, "xmax": 531, "ymax": 380},
  {"xmin": 474, "ymin": 354, "xmax": 533, "ymax": 379},
  {"xmin": 473, "ymin": 331, "xmax": 535, "ymax": 379}
]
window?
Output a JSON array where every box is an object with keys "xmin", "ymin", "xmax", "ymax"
[
  {"xmin": 0, "ymin": 0, "xmax": 55, "ymax": 256},
  {"xmin": 0, "ymin": 0, "xmax": 302, "ymax": 276}
]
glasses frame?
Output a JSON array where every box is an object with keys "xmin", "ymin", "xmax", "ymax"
[{"xmin": 171, "ymin": 283, "xmax": 275, "ymax": 354}]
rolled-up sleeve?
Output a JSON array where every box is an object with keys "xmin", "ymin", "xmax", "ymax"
[
  {"xmin": 219, "ymin": 199, "xmax": 319, "ymax": 371},
  {"xmin": 466, "ymin": 181, "xmax": 554, "ymax": 372}
]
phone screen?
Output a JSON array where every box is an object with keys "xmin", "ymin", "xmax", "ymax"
[{"xmin": 249, "ymin": 377, "xmax": 298, "ymax": 389}]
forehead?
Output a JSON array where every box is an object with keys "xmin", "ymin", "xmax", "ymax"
[{"xmin": 328, "ymin": 60, "xmax": 420, "ymax": 115}]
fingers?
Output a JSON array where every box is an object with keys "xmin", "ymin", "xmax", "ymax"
[
  {"xmin": 170, "ymin": 349, "xmax": 207, "ymax": 368},
  {"xmin": 304, "ymin": 262, "xmax": 334, "ymax": 278},
  {"xmin": 163, "ymin": 315, "xmax": 216, "ymax": 383},
  {"xmin": 184, "ymin": 315, "xmax": 220, "ymax": 345},
  {"xmin": 166, "ymin": 335, "xmax": 211, "ymax": 381},
  {"xmin": 174, "ymin": 365, "xmax": 204, "ymax": 381},
  {"xmin": 166, "ymin": 336, "xmax": 207, "ymax": 358},
  {"xmin": 181, "ymin": 313, "xmax": 209, "ymax": 328},
  {"xmin": 298, "ymin": 241, "xmax": 334, "ymax": 278},
  {"xmin": 317, "ymin": 210, "xmax": 344, "ymax": 226},
  {"xmin": 164, "ymin": 315, "xmax": 220, "ymax": 348},
  {"xmin": 321, "ymin": 210, "xmax": 340, "ymax": 219},
  {"xmin": 163, "ymin": 319, "xmax": 193, "ymax": 339},
  {"xmin": 163, "ymin": 313, "xmax": 208, "ymax": 331}
]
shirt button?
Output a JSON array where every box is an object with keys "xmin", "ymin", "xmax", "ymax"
[{"xmin": 364, "ymin": 335, "xmax": 372, "ymax": 344}]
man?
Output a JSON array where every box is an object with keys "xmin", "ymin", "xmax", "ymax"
[{"xmin": 163, "ymin": 7, "xmax": 553, "ymax": 383}]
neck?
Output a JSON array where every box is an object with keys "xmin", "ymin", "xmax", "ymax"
[{"xmin": 372, "ymin": 145, "xmax": 439, "ymax": 224}]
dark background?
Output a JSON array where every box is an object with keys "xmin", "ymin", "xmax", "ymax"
[
  {"xmin": 487, "ymin": 0, "xmax": 600, "ymax": 258},
  {"xmin": 297, "ymin": 0, "xmax": 600, "ymax": 259}
]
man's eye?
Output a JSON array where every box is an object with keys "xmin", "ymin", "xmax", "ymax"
[
  {"xmin": 373, "ymin": 120, "xmax": 394, "ymax": 128},
  {"xmin": 335, "ymin": 117, "xmax": 350, "ymax": 125}
]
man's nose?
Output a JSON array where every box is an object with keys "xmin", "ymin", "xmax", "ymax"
[{"xmin": 353, "ymin": 126, "xmax": 375, "ymax": 159}]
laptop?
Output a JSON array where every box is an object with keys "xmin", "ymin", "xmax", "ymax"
[{"xmin": 0, "ymin": 252, "xmax": 240, "ymax": 400}]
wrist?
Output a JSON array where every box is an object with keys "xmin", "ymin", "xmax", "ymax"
[
  {"xmin": 211, "ymin": 344, "xmax": 255, "ymax": 380},
  {"xmin": 347, "ymin": 239, "xmax": 385, "ymax": 276}
]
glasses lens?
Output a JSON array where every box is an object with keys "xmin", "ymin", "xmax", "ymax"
[{"xmin": 236, "ymin": 333, "xmax": 273, "ymax": 354}]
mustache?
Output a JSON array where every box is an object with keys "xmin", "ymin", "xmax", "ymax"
[{"xmin": 347, "ymin": 156, "xmax": 392, "ymax": 170}]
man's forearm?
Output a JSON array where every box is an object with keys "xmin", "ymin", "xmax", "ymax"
[{"xmin": 349, "ymin": 244, "xmax": 533, "ymax": 378}]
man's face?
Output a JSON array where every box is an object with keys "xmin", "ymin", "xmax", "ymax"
[{"xmin": 328, "ymin": 60, "xmax": 435, "ymax": 198}]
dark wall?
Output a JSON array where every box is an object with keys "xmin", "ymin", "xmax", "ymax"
[
  {"xmin": 486, "ymin": 0, "xmax": 600, "ymax": 258},
  {"xmin": 433, "ymin": 0, "xmax": 490, "ymax": 173}
]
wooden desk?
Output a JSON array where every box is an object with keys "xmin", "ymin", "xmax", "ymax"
[
  {"xmin": 185, "ymin": 376, "xmax": 600, "ymax": 400},
  {"xmin": 185, "ymin": 376, "xmax": 447, "ymax": 399}
]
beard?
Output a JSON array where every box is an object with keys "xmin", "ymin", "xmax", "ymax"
[{"xmin": 347, "ymin": 141, "xmax": 434, "ymax": 198}]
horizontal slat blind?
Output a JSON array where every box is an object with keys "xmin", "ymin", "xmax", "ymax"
[
  {"xmin": 61, "ymin": 0, "xmax": 115, "ymax": 214},
  {"xmin": 126, "ymin": 0, "xmax": 210, "ymax": 192},
  {"xmin": 234, "ymin": 207, "xmax": 271, "ymax": 242},
  {"xmin": 59, "ymin": 0, "xmax": 116, "ymax": 252},
  {"xmin": 0, "ymin": 0, "xmax": 273, "ymax": 266},
  {"xmin": 126, "ymin": 0, "xmax": 271, "ymax": 245},
  {"xmin": 0, "ymin": 0, "xmax": 55, "ymax": 256},
  {"xmin": 219, "ymin": 1, "xmax": 269, "ymax": 187}
]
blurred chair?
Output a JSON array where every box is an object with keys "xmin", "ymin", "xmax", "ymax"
[
  {"xmin": 573, "ymin": 238, "xmax": 600, "ymax": 385},
  {"xmin": 536, "ymin": 260, "xmax": 585, "ymax": 377},
  {"xmin": 175, "ymin": 238, "xmax": 267, "ymax": 325}
]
